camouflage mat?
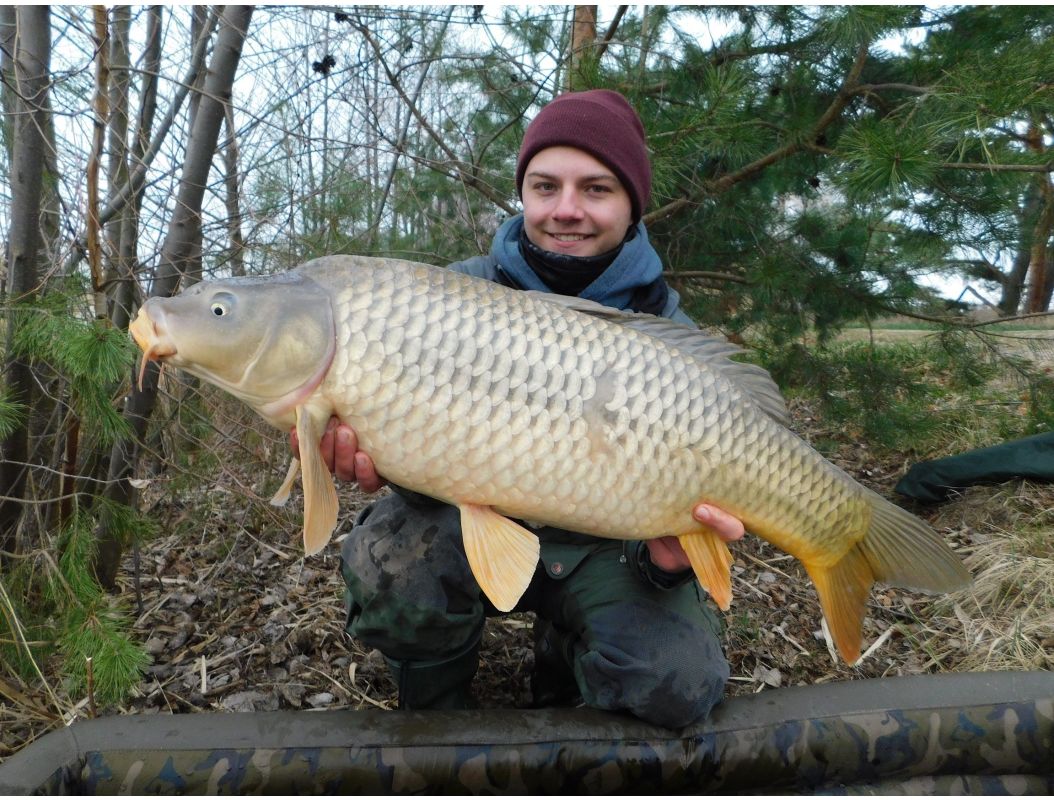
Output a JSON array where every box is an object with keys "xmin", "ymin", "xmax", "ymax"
[{"xmin": 1, "ymin": 671, "xmax": 1051, "ymax": 794}]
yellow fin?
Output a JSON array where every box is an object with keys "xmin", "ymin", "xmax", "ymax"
[
  {"xmin": 270, "ymin": 459, "xmax": 301, "ymax": 507},
  {"xmin": 678, "ymin": 530, "xmax": 734, "ymax": 610},
  {"xmin": 296, "ymin": 407, "xmax": 338, "ymax": 556},
  {"xmin": 803, "ymin": 546, "xmax": 873, "ymax": 665},
  {"xmin": 459, "ymin": 504, "xmax": 540, "ymax": 612}
]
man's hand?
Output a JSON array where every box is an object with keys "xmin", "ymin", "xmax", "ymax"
[
  {"xmin": 645, "ymin": 504, "xmax": 745, "ymax": 573},
  {"xmin": 289, "ymin": 417, "xmax": 385, "ymax": 492}
]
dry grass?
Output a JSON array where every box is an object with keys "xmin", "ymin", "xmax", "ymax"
[{"xmin": 928, "ymin": 484, "xmax": 1054, "ymax": 673}]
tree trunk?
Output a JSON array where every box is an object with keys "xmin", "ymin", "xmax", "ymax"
[
  {"xmin": 0, "ymin": 7, "xmax": 14, "ymax": 166},
  {"xmin": 1024, "ymin": 178, "xmax": 1054, "ymax": 313},
  {"xmin": 222, "ymin": 103, "xmax": 246, "ymax": 276},
  {"xmin": 93, "ymin": 5, "xmax": 255, "ymax": 589},
  {"xmin": 0, "ymin": 6, "xmax": 51, "ymax": 559},
  {"xmin": 86, "ymin": 5, "xmax": 112, "ymax": 322},
  {"xmin": 567, "ymin": 5, "xmax": 597, "ymax": 91},
  {"xmin": 104, "ymin": 6, "xmax": 132, "ymax": 322},
  {"xmin": 999, "ymin": 180, "xmax": 1043, "ymax": 316},
  {"xmin": 110, "ymin": 5, "xmax": 163, "ymax": 333}
]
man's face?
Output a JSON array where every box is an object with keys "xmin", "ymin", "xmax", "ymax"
[{"xmin": 521, "ymin": 146, "xmax": 634, "ymax": 259}]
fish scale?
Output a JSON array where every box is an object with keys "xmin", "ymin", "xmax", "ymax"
[{"xmin": 129, "ymin": 254, "xmax": 971, "ymax": 664}]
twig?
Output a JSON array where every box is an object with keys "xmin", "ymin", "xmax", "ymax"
[
  {"xmin": 594, "ymin": 6, "xmax": 628, "ymax": 60},
  {"xmin": 86, "ymin": 657, "xmax": 97, "ymax": 718},
  {"xmin": 773, "ymin": 623, "xmax": 810, "ymax": 656},
  {"xmin": 856, "ymin": 625, "xmax": 897, "ymax": 666}
]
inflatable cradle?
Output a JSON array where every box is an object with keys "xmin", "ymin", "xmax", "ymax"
[{"xmin": 0, "ymin": 671, "xmax": 1050, "ymax": 794}]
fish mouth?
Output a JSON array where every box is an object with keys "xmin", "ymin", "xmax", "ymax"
[{"xmin": 129, "ymin": 307, "xmax": 177, "ymax": 391}]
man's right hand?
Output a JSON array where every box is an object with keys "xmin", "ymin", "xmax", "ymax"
[{"xmin": 290, "ymin": 417, "xmax": 385, "ymax": 492}]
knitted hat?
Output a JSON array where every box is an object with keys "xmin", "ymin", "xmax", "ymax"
[{"xmin": 516, "ymin": 89, "xmax": 651, "ymax": 222}]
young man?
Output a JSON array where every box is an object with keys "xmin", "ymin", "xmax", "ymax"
[{"xmin": 307, "ymin": 90, "xmax": 745, "ymax": 728}]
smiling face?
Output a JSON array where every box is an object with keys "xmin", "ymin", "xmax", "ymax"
[{"xmin": 521, "ymin": 146, "xmax": 634, "ymax": 259}]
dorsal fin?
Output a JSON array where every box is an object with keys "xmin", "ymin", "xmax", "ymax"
[{"xmin": 527, "ymin": 292, "xmax": 790, "ymax": 426}]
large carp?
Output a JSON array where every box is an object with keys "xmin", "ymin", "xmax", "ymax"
[{"xmin": 130, "ymin": 255, "xmax": 970, "ymax": 664}]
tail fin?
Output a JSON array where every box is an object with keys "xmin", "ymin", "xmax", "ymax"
[
  {"xmin": 858, "ymin": 490, "xmax": 972, "ymax": 592},
  {"xmin": 804, "ymin": 493, "xmax": 971, "ymax": 665},
  {"xmin": 803, "ymin": 548, "xmax": 872, "ymax": 664}
]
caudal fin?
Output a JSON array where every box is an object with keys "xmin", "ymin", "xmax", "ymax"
[
  {"xmin": 857, "ymin": 490, "xmax": 973, "ymax": 593},
  {"xmin": 804, "ymin": 492, "xmax": 971, "ymax": 665},
  {"xmin": 803, "ymin": 548, "xmax": 873, "ymax": 664}
]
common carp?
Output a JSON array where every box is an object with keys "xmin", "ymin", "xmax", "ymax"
[{"xmin": 130, "ymin": 255, "xmax": 971, "ymax": 664}]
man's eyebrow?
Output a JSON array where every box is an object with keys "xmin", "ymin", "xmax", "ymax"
[{"xmin": 525, "ymin": 170, "xmax": 619, "ymax": 182}]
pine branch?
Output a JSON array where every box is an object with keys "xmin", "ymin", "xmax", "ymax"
[{"xmin": 647, "ymin": 44, "xmax": 870, "ymax": 226}]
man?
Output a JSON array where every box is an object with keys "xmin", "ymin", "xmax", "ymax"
[{"xmin": 301, "ymin": 90, "xmax": 745, "ymax": 728}]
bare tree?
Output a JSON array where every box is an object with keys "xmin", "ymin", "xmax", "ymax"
[
  {"xmin": 94, "ymin": 5, "xmax": 255, "ymax": 588},
  {"xmin": 0, "ymin": 6, "xmax": 51, "ymax": 559}
]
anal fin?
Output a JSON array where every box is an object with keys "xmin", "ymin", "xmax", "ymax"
[
  {"xmin": 270, "ymin": 459, "xmax": 301, "ymax": 507},
  {"xmin": 296, "ymin": 407, "xmax": 339, "ymax": 556},
  {"xmin": 459, "ymin": 504, "xmax": 540, "ymax": 612},
  {"xmin": 802, "ymin": 546, "xmax": 874, "ymax": 665},
  {"xmin": 679, "ymin": 530, "xmax": 734, "ymax": 610}
]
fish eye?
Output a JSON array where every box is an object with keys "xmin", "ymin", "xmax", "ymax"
[{"xmin": 210, "ymin": 292, "xmax": 235, "ymax": 318}]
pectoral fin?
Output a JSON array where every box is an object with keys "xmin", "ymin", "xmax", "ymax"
[
  {"xmin": 802, "ymin": 546, "xmax": 873, "ymax": 665},
  {"xmin": 459, "ymin": 504, "xmax": 540, "ymax": 612},
  {"xmin": 295, "ymin": 406, "xmax": 339, "ymax": 556},
  {"xmin": 678, "ymin": 530, "xmax": 734, "ymax": 610},
  {"xmin": 270, "ymin": 459, "xmax": 301, "ymax": 507}
]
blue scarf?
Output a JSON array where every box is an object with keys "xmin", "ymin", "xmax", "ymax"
[{"xmin": 490, "ymin": 215, "xmax": 664, "ymax": 311}]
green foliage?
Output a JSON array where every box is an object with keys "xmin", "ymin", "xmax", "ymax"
[
  {"xmin": 766, "ymin": 340, "xmax": 945, "ymax": 451},
  {"xmin": 9, "ymin": 284, "xmax": 135, "ymax": 446},
  {"xmin": 837, "ymin": 119, "xmax": 941, "ymax": 198},
  {"xmin": 59, "ymin": 598, "xmax": 150, "ymax": 707},
  {"xmin": 0, "ymin": 387, "xmax": 27, "ymax": 439},
  {"xmin": 1, "ymin": 506, "xmax": 154, "ymax": 708},
  {"xmin": 762, "ymin": 332, "xmax": 1051, "ymax": 456}
]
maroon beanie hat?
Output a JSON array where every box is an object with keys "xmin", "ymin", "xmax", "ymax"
[{"xmin": 516, "ymin": 89, "xmax": 651, "ymax": 223}]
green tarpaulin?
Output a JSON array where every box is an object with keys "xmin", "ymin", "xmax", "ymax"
[{"xmin": 895, "ymin": 432, "xmax": 1054, "ymax": 503}]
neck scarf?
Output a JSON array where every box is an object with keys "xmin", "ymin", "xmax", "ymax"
[{"xmin": 490, "ymin": 215, "xmax": 668, "ymax": 313}]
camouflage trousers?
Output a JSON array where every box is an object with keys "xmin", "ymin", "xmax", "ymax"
[{"xmin": 340, "ymin": 491, "xmax": 729, "ymax": 729}]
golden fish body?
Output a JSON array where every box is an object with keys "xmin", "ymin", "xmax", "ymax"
[{"xmin": 131, "ymin": 255, "xmax": 970, "ymax": 663}]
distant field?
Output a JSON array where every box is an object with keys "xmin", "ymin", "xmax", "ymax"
[
  {"xmin": 844, "ymin": 314, "xmax": 1054, "ymax": 333},
  {"xmin": 837, "ymin": 319, "xmax": 1054, "ymax": 367}
]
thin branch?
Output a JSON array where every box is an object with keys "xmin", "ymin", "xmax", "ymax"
[
  {"xmin": 60, "ymin": 7, "xmax": 220, "ymax": 275},
  {"xmin": 663, "ymin": 270, "xmax": 750, "ymax": 284},
  {"xmin": 971, "ymin": 310, "xmax": 1054, "ymax": 327},
  {"xmin": 940, "ymin": 162, "xmax": 1053, "ymax": 173},
  {"xmin": 851, "ymin": 82, "xmax": 931, "ymax": 95},
  {"xmin": 372, "ymin": 7, "xmax": 454, "ymax": 240},
  {"xmin": 354, "ymin": 20, "xmax": 517, "ymax": 215},
  {"xmin": 594, "ymin": 6, "xmax": 627, "ymax": 60}
]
